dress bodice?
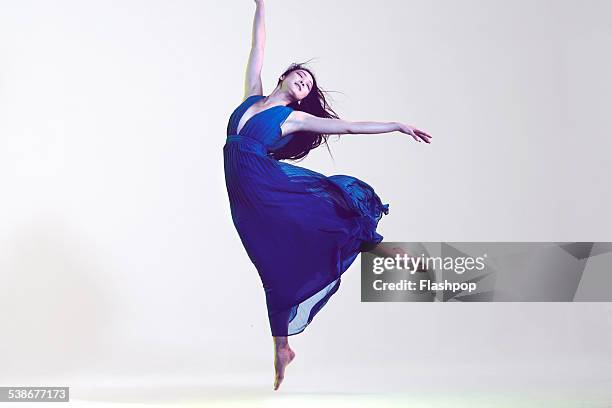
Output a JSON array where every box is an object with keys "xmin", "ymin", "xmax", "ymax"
[{"xmin": 226, "ymin": 95, "xmax": 294, "ymax": 153}]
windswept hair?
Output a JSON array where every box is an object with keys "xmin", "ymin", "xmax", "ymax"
[{"xmin": 269, "ymin": 61, "xmax": 340, "ymax": 162}]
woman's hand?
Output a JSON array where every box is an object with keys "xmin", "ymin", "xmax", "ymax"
[{"xmin": 396, "ymin": 122, "xmax": 433, "ymax": 143}]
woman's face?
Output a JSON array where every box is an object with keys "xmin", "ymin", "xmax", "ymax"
[{"xmin": 283, "ymin": 69, "xmax": 313, "ymax": 101}]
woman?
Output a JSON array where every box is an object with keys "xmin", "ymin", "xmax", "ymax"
[{"xmin": 223, "ymin": 0, "xmax": 432, "ymax": 390}]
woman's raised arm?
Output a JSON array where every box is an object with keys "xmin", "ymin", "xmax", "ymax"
[
  {"xmin": 285, "ymin": 111, "xmax": 433, "ymax": 143},
  {"xmin": 243, "ymin": 0, "xmax": 266, "ymax": 99}
]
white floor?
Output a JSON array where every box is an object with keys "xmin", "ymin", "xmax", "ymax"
[
  {"xmin": 12, "ymin": 359, "xmax": 612, "ymax": 408},
  {"xmin": 68, "ymin": 385, "xmax": 612, "ymax": 408}
]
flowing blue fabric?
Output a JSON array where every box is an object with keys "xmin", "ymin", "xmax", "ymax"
[{"xmin": 223, "ymin": 95, "xmax": 389, "ymax": 336}]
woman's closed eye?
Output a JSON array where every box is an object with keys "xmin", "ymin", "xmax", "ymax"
[{"xmin": 298, "ymin": 71, "xmax": 312, "ymax": 91}]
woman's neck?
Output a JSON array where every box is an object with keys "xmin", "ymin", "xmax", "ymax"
[{"xmin": 263, "ymin": 88, "xmax": 293, "ymax": 107}]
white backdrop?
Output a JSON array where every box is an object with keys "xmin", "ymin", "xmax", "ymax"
[{"xmin": 1, "ymin": 0, "xmax": 611, "ymax": 397}]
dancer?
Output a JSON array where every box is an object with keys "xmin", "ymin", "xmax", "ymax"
[{"xmin": 223, "ymin": 0, "xmax": 432, "ymax": 391}]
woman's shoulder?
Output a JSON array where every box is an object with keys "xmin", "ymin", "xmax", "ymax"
[{"xmin": 242, "ymin": 93, "xmax": 265, "ymax": 103}]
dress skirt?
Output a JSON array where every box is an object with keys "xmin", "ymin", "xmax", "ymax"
[{"xmin": 223, "ymin": 134, "xmax": 389, "ymax": 336}]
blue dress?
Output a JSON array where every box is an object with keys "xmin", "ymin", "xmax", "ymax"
[{"xmin": 223, "ymin": 95, "xmax": 389, "ymax": 336}]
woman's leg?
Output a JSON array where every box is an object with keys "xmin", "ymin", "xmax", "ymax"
[{"xmin": 273, "ymin": 335, "xmax": 295, "ymax": 390}]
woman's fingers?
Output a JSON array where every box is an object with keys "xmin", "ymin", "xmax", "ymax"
[
  {"xmin": 399, "ymin": 123, "xmax": 432, "ymax": 143},
  {"xmin": 412, "ymin": 130, "xmax": 426, "ymax": 143},
  {"xmin": 415, "ymin": 129, "xmax": 431, "ymax": 138},
  {"xmin": 417, "ymin": 129, "xmax": 432, "ymax": 138},
  {"xmin": 415, "ymin": 129, "xmax": 432, "ymax": 143}
]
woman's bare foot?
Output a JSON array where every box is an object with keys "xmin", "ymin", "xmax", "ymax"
[
  {"xmin": 273, "ymin": 346, "xmax": 295, "ymax": 390},
  {"xmin": 273, "ymin": 336, "xmax": 295, "ymax": 390}
]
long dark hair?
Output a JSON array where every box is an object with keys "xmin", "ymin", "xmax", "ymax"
[{"xmin": 268, "ymin": 61, "xmax": 340, "ymax": 162}]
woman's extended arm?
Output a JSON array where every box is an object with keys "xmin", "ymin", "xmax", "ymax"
[
  {"xmin": 243, "ymin": 0, "xmax": 266, "ymax": 99},
  {"xmin": 285, "ymin": 111, "xmax": 433, "ymax": 143}
]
